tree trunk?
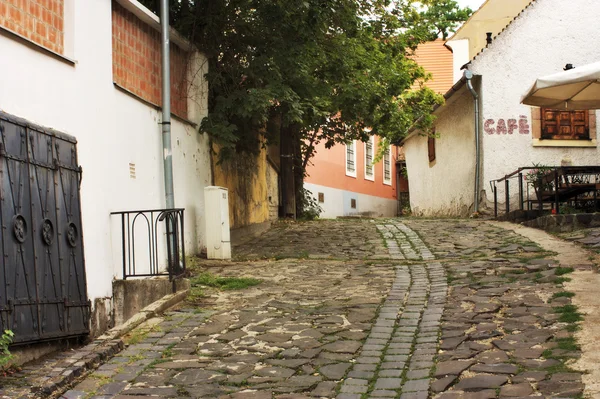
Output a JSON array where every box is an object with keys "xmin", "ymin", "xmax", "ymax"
[
  {"xmin": 280, "ymin": 124, "xmax": 297, "ymax": 218},
  {"xmin": 294, "ymin": 135, "xmax": 304, "ymax": 218}
]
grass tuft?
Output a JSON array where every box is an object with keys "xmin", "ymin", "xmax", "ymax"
[
  {"xmin": 551, "ymin": 291, "xmax": 575, "ymax": 300},
  {"xmin": 555, "ymin": 267, "xmax": 575, "ymax": 276},
  {"xmin": 191, "ymin": 272, "xmax": 262, "ymax": 291},
  {"xmin": 553, "ymin": 304, "xmax": 583, "ymax": 323}
]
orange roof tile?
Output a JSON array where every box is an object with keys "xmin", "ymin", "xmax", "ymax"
[{"xmin": 411, "ymin": 39, "xmax": 454, "ymax": 94}]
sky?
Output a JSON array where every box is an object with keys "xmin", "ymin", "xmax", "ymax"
[{"xmin": 457, "ymin": 0, "xmax": 487, "ymax": 11}]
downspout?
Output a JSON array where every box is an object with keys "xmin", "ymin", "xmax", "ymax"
[
  {"xmin": 161, "ymin": 0, "xmax": 177, "ymax": 288},
  {"xmin": 161, "ymin": 0, "xmax": 174, "ymax": 209},
  {"xmin": 464, "ymin": 70, "xmax": 480, "ymax": 214}
]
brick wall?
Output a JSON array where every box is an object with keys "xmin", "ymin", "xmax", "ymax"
[
  {"xmin": 112, "ymin": 1, "xmax": 188, "ymax": 118},
  {"xmin": 0, "ymin": 0, "xmax": 64, "ymax": 54}
]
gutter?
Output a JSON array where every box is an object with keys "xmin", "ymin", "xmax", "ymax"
[{"xmin": 464, "ymin": 70, "xmax": 481, "ymax": 214}]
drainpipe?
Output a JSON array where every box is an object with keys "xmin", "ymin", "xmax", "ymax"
[
  {"xmin": 161, "ymin": 0, "xmax": 178, "ymax": 288},
  {"xmin": 161, "ymin": 0, "xmax": 174, "ymax": 210},
  {"xmin": 464, "ymin": 70, "xmax": 481, "ymax": 214}
]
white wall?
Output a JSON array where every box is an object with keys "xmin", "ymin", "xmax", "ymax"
[
  {"xmin": 0, "ymin": 1, "xmax": 211, "ymax": 309},
  {"xmin": 305, "ymin": 183, "xmax": 397, "ymax": 218},
  {"xmin": 470, "ymin": 0, "xmax": 600, "ymax": 206},
  {"xmin": 403, "ymin": 87, "xmax": 476, "ymax": 216},
  {"xmin": 446, "ymin": 39, "xmax": 470, "ymax": 83}
]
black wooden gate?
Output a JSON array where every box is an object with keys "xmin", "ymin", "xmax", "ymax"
[{"xmin": 0, "ymin": 112, "xmax": 89, "ymax": 344}]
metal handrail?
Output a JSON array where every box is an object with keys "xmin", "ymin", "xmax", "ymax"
[
  {"xmin": 110, "ymin": 208, "xmax": 186, "ymax": 281},
  {"xmin": 490, "ymin": 166, "xmax": 600, "ymax": 218}
]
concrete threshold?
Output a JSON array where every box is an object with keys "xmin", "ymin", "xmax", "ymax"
[{"xmin": 0, "ymin": 288, "xmax": 189, "ymax": 399}]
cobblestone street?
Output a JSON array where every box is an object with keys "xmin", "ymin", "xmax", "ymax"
[{"xmin": 3, "ymin": 218, "xmax": 597, "ymax": 399}]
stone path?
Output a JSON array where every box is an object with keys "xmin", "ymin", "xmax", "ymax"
[{"xmin": 1, "ymin": 218, "xmax": 591, "ymax": 399}]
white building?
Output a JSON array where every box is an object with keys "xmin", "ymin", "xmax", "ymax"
[
  {"xmin": 402, "ymin": 0, "xmax": 600, "ymax": 217},
  {"xmin": 0, "ymin": 0, "xmax": 211, "ymax": 343}
]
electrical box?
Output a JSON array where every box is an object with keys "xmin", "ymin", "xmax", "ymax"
[{"xmin": 204, "ymin": 186, "xmax": 231, "ymax": 259}]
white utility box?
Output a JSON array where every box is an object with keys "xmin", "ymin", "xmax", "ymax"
[{"xmin": 204, "ymin": 186, "xmax": 232, "ymax": 259}]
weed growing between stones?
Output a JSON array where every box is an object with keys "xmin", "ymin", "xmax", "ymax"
[
  {"xmin": 190, "ymin": 272, "xmax": 262, "ymax": 294},
  {"xmin": 553, "ymin": 304, "xmax": 583, "ymax": 323},
  {"xmin": 551, "ymin": 291, "xmax": 575, "ymax": 300},
  {"xmin": 0, "ymin": 330, "xmax": 14, "ymax": 371},
  {"xmin": 555, "ymin": 267, "xmax": 575, "ymax": 276}
]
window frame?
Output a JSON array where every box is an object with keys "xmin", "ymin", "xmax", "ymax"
[
  {"xmin": 345, "ymin": 140, "xmax": 357, "ymax": 178},
  {"xmin": 540, "ymin": 108, "xmax": 590, "ymax": 140},
  {"xmin": 531, "ymin": 108, "xmax": 597, "ymax": 147},
  {"xmin": 364, "ymin": 136, "xmax": 375, "ymax": 181},
  {"xmin": 383, "ymin": 145, "xmax": 392, "ymax": 186}
]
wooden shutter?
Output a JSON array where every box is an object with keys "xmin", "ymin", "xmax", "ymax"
[
  {"xmin": 428, "ymin": 136, "xmax": 436, "ymax": 162},
  {"xmin": 541, "ymin": 109, "xmax": 589, "ymax": 139}
]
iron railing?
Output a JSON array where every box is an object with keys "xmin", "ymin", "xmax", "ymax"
[
  {"xmin": 111, "ymin": 208, "xmax": 186, "ymax": 280},
  {"xmin": 491, "ymin": 166, "xmax": 600, "ymax": 217}
]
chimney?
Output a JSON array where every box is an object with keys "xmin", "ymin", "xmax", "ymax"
[{"xmin": 486, "ymin": 32, "xmax": 493, "ymax": 45}]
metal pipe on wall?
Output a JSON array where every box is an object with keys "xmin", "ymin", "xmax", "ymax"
[
  {"xmin": 465, "ymin": 70, "xmax": 481, "ymax": 214},
  {"xmin": 161, "ymin": 0, "xmax": 174, "ymax": 209}
]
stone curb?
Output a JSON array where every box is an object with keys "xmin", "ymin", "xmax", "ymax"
[
  {"xmin": 98, "ymin": 288, "xmax": 190, "ymax": 341},
  {"xmin": 14, "ymin": 288, "xmax": 190, "ymax": 399}
]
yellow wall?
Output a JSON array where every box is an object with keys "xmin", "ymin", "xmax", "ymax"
[
  {"xmin": 212, "ymin": 144, "xmax": 278, "ymax": 229},
  {"xmin": 449, "ymin": 0, "xmax": 532, "ymax": 59}
]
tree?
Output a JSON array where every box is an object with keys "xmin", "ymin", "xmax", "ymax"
[{"xmin": 139, "ymin": 0, "xmax": 471, "ymax": 217}]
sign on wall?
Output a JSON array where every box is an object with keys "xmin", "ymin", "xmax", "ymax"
[{"xmin": 484, "ymin": 115, "xmax": 530, "ymax": 135}]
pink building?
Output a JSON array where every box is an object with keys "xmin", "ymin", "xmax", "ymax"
[
  {"xmin": 304, "ymin": 39, "xmax": 453, "ymax": 218},
  {"xmin": 305, "ymin": 137, "xmax": 400, "ymax": 218}
]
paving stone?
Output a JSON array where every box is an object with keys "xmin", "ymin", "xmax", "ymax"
[
  {"xmin": 323, "ymin": 341, "xmax": 361, "ymax": 353},
  {"xmin": 434, "ymin": 360, "xmax": 475, "ymax": 377},
  {"xmin": 470, "ymin": 363, "xmax": 519, "ymax": 374},
  {"xmin": 318, "ymin": 363, "xmax": 351, "ymax": 380},
  {"xmin": 402, "ymin": 378, "xmax": 430, "ymax": 392},
  {"xmin": 500, "ymin": 383, "xmax": 534, "ymax": 397},
  {"xmin": 431, "ymin": 376, "xmax": 456, "ymax": 393},
  {"xmin": 370, "ymin": 390, "xmax": 397, "ymax": 397},
  {"xmin": 406, "ymin": 369, "xmax": 430, "ymax": 379},
  {"xmin": 378, "ymin": 369, "xmax": 403, "ymax": 378},
  {"xmin": 399, "ymin": 393, "xmax": 428, "ymax": 399},
  {"xmin": 454, "ymin": 374, "xmax": 509, "ymax": 391},
  {"xmin": 374, "ymin": 378, "xmax": 402, "ymax": 390},
  {"xmin": 537, "ymin": 380, "xmax": 584, "ymax": 397},
  {"xmin": 311, "ymin": 381, "xmax": 338, "ymax": 397},
  {"xmin": 340, "ymin": 384, "xmax": 368, "ymax": 394}
]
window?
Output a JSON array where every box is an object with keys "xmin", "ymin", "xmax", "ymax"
[
  {"xmin": 318, "ymin": 192, "xmax": 324, "ymax": 203},
  {"xmin": 428, "ymin": 136, "xmax": 436, "ymax": 163},
  {"xmin": 345, "ymin": 140, "xmax": 357, "ymax": 177},
  {"xmin": 531, "ymin": 108, "xmax": 596, "ymax": 147},
  {"xmin": 364, "ymin": 136, "xmax": 375, "ymax": 181},
  {"xmin": 383, "ymin": 146, "xmax": 392, "ymax": 185},
  {"xmin": 541, "ymin": 108, "xmax": 589, "ymax": 140},
  {"xmin": 351, "ymin": 198, "xmax": 357, "ymax": 209}
]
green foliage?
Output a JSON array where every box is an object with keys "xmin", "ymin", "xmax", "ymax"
[
  {"xmin": 553, "ymin": 304, "xmax": 583, "ymax": 323},
  {"xmin": 191, "ymin": 273, "xmax": 262, "ymax": 291},
  {"xmin": 555, "ymin": 267, "xmax": 574, "ymax": 276},
  {"xmin": 551, "ymin": 291, "xmax": 575, "ymax": 300},
  {"xmin": 0, "ymin": 330, "xmax": 14, "ymax": 369},
  {"xmin": 298, "ymin": 188, "xmax": 323, "ymax": 220},
  {"xmin": 138, "ymin": 0, "xmax": 469, "ymax": 161}
]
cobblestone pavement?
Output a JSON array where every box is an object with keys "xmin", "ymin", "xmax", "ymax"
[
  {"xmin": 4, "ymin": 218, "xmax": 588, "ymax": 399},
  {"xmin": 559, "ymin": 227, "xmax": 600, "ymax": 255}
]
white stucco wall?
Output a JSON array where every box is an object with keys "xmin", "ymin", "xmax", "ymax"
[
  {"xmin": 470, "ymin": 0, "xmax": 600, "ymax": 207},
  {"xmin": 445, "ymin": 39, "xmax": 469, "ymax": 83},
  {"xmin": 0, "ymin": 1, "xmax": 211, "ymax": 310},
  {"xmin": 304, "ymin": 183, "xmax": 397, "ymax": 218},
  {"xmin": 403, "ymin": 87, "xmax": 476, "ymax": 217}
]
